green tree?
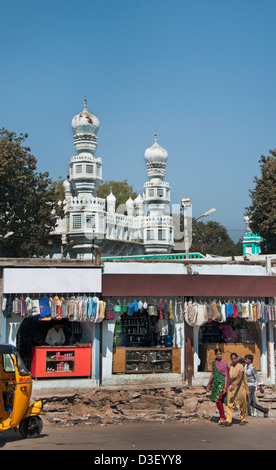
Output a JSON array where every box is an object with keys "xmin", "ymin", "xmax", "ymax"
[
  {"xmin": 246, "ymin": 153, "xmax": 276, "ymax": 253},
  {"xmin": 97, "ymin": 179, "xmax": 138, "ymax": 210},
  {"xmin": 173, "ymin": 213, "xmax": 242, "ymax": 256},
  {"xmin": 0, "ymin": 129, "xmax": 64, "ymax": 257},
  {"xmin": 190, "ymin": 220, "xmax": 239, "ymax": 256},
  {"xmin": 51, "ymin": 177, "xmax": 66, "ymax": 202}
]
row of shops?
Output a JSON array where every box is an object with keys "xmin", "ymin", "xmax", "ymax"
[{"xmin": 1, "ymin": 261, "xmax": 276, "ymax": 391}]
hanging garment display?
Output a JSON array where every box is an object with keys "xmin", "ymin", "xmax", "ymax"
[
  {"xmin": 194, "ymin": 303, "xmax": 208, "ymax": 326},
  {"xmin": 159, "ymin": 300, "xmax": 164, "ymax": 320},
  {"xmin": 2, "ymin": 294, "xmax": 107, "ymax": 322},
  {"xmin": 184, "ymin": 299, "xmax": 197, "ymax": 326},
  {"xmin": 39, "ymin": 297, "xmax": 51, "ymax": 318},
  {"xmin": 182, "ymin": 298, "xmax": 276, "ymax": 326},
  {"xmin": 210, "ymin": 300, "xmax": 219, "ymax": 321},
  {"xmin": 2, "ymin": 293, "xmax": 276, "ymax": 326}
]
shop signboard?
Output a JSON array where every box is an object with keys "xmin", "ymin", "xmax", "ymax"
[{"xmin": 3, "ymin": 267, "xmax": 102, "ymax": 294}]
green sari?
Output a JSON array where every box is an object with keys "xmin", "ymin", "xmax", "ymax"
[{"xmin": 209, "ymin": 361, "xmax": 227, "ymax": 404}]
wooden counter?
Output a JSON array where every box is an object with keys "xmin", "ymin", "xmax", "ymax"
[
  {"xmin": 200, "ymin": 343, "xmax": 261, "ymax": 372},
  {"xmin": 113, "ymin": 347, "xmax": 181, "ymax": 374}
]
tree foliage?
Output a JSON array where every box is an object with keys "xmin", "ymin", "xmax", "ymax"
[
  {"xmin": 246, "ymin": 153, "xmax": 276, "ymax": 253},
  {"xmin": 0, "ymin": 129, "xmax": 64, "ymax": 257},
  {"xmin": 51, "ymin": 177, "xmax": 66, "ymax": 202},
  {"xmin": 97, "ymin": 179, "xmax": 138, "ymax": 210},
  {"xmin": 190, "ymin": 220, "xmax": 242, "ymax": 256}
]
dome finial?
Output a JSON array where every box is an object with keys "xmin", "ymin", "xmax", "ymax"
[
  {"xmin": 154, "ymin": 130, "xmax": 157, "ymax": 143},
  {"xmin": 84, "ymin": 96, "xmax": 87, "ymax": 110}
]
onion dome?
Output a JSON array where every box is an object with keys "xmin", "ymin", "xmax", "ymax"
[
  {"xmin": 71, "ymin": 97, "xmax": 100, "ymax": 136},
  {"xmin": 126, "ymin": 197, "xmax": 135, "ymax": 216},
  {"xmin": 134, "ymin": 193, "xmax": 144, "ymax": 216},
  {"xmin": 144, "ymin": 132, "xmax": 168, "ymax": 164},
  {"xmin": 134, "ymin": 193, "xmax": 143, "ymax": 205},
  {"xmin": 63, "ymin": 178, "xmax": 71, "ymax": 194},
  {"xmin": 106, "ymin": 189, "xmax": 116, "ymax": 214},
  {"xmin": 126, "ymin": 196, "xmax": 134, "ymax": 207},
  {"xmin": 107, "ymin": 190, "xmax": 116, "ymax": 202}
]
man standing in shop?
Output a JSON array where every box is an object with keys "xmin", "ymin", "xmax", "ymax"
[
  {"xmin": 244, "ymin": 354, "xmax": 269, "ymax": 418},
  {"xmin": 45, "ymin": 321, "xmax": 66, "ymax": 346},
  {"xmin": 218, "ymin": 323, "xmax": 236, "ymax": 343}
]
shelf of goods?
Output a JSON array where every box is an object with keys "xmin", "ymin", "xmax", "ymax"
[
  {"xmin": 113, "ymin": 347, "xmax": 181, "ymax": 374},
  {"xmin": 117, "ymin": 315, "xmax": 150, "ymax": 347},
  {"xmin": 31, "ymin": 345, "xmax": 92, "ymax": 378}
]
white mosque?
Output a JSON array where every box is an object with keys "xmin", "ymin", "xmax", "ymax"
[{"xmin": 51, "ymin": 99, "xmax": 174, "ymax": 258}]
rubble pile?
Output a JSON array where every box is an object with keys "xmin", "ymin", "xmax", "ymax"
[{"xmin": 37, "ymin": 385, "xmax": 276, "ymax": 426}]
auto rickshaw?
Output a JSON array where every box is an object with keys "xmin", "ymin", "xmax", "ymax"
[{"xmin": 0, "ymin": 344, "xmax": 43, "ymax": 438}]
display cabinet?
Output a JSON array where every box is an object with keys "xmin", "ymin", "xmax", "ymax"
[
  {"xmin": 113, "ymin": 347, "xmax": 181, "ymax": 374},
  {"xmin": 126, "ymin": 348, "xmax": 172, "ymax": 372},
  {"xmin": 31, "ymin": 345, "xmax": 92, "ymax": 378}
]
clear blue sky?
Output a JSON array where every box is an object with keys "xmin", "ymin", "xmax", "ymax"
[{"xmin": 1, "ymin": 0, "xmax": 276, "ymax": 242}]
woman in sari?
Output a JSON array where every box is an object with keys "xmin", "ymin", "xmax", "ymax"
[
  {"xmin": 221, "ymin": 352, "xmax": 249, "ymax": 426},
  {"xmin": 207, "ymin": 348, "xmax": 230, "ymax": 424}
]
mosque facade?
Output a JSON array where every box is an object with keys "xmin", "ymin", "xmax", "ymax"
[{"xmin": 52, "ymin": 100, "xmax": 174, "ymax": 258}]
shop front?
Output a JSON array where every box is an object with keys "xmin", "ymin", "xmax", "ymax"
[
  {"xmin": 106, "ymin": 298, "xmax": 182, "ymax": 375},
  {"xmin": 102, "ymin": 273, "xmax": 276, "ymax": 386},
  {"xmin": 187, "ymin": 298, "xmax": 267, "ymax": 373},
  {"xmin": 1, "ymin": 265, "xmax": 276, "ymax": 389},
  {"xmin": 1, "ymin": 266, "xmax": 103, "ymax": 388}
]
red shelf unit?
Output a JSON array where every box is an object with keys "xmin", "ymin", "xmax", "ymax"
[{"xmin": 31, "ymin": 345, "xmax": 92, "ymax": 378}]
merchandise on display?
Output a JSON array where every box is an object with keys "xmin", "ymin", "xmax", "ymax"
[
  {"xmin": 2, "ymin": 294, "xmax": 106, "ymax": 323},
  {"xmin": 183, "ymin": 298, "xmax": 276, "ymax": 326},
  {"xmin": 3, "ymin": 294, "xmax": 275, "ymax": 326},
  {"xmin": 111, "ymin": 297, "xmax": 178, "ymax": 349}
]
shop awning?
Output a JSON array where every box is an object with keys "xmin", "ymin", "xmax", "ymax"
[{"xmin": 102, "ymin": 274, "xmax": 276, "ymax": 298}]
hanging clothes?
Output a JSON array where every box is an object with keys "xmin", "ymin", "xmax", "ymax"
[
  {"xmin": 210, "ymin": 300, "xmax": 219, "ymax": 321},
  {"xmin": 159, "ymin": 300, "xmax": 164, "ymax": 320},
  {"xmin": 194, "ymin": 302, "xmax": 208, "ymax": 326},
  {"xmin": 20, "ymin": 296, "xmax": 27, "ymax": 317}
]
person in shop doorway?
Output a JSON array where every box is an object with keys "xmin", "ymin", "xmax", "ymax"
[
  {"xmin": 244, "ymin": 354, "xmax": 269, "ymax": 418},
  {"xmin": 206, "ymin": 348, "xmax": 230, "ymax": 425},
  {"xmin": 221, "ymin": 353, "xmax": 249, "ymax": 426},
  {"xmin": 45, "ymin": 321, "xmax": 66, "ymax": 346},
  {"xmin": 218, "ymin": 323, "xmax": 236, "ymax": 343}
]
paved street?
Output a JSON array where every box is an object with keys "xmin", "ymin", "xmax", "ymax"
[{"xmin": 1, "ymin": 418, "xmax": 276, "ymax": 451}]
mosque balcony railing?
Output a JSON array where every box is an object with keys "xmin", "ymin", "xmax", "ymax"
[
  {"xmin": 68, "ymin": 196, "xmax": 106, "ymax": 210},
  {"xmin": 70, "ymin": 155, "xmax": 102, "ymax": 163},
  {"xmin": 140, "ymin": 215, "xmax": 173, "ymax": 228},
  {"xmin": 105, "ymin": 213, "xmax": 173, "ymax": 230},
  {"xmin": 106, "ymin": 212, "xmax": 135, "ymax": 227},
  {"xmin": 143, "ymin": 180, "xmax": 170, "ymax": 188}
]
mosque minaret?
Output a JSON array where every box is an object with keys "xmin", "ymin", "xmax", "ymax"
[{"xmin": 52, "ymin": 100, "xmax": 174, "ymax": 258}]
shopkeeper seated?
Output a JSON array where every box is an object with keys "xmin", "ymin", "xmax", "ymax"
[{"xmin": 45, "ymin": 321, "xmax": 66, "ymax": 346}]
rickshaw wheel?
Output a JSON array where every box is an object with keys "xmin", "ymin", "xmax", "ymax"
[{"xmin": 19, "ymin": 416, "xmax": 43, "ymax": 438}]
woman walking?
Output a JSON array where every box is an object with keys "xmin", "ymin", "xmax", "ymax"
[
  {"xmin": 222, "ymin": 352, "xmax": 249, "ymax": 426},
  {"xmin": 207, "ymin": 348, "xmax": 230, "ymax": 424}
]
